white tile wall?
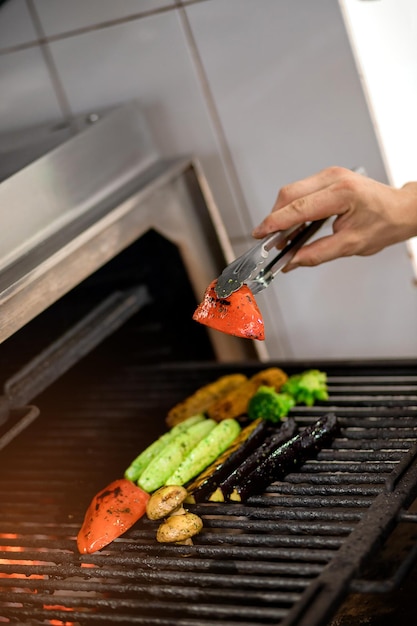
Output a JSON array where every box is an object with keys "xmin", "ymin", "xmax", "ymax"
[
  {"xmin": 0, "ymin": 0, "xmax": 415, "ymax": 360},
  {"xmin": 228, "ymin": 230, "xmax": 417, "ymax": 360},
  {"xmin": 0, "ymin": 0, "xmax": 37, "ymax": 49},
  {"xmin": 269, "ymin": 241, "xmax": 417, "ymax": 360},
  {"xmin": 184, "ymin": 0, "xmax": 417, "ymax": 360},
  {"xmin": 185, "ymin": 0, "xmax": 387, "ymax": 227},
  {"xmin": 46, "ymin": 10, "xmax": 248, "ymax": 238},
  {"xmin": 0, "ymin": 47, "xmax": 63, "ymax": 133},
  {"xmin": 33, "ymin": 0, "xmax": 175, "ymax": 36}
]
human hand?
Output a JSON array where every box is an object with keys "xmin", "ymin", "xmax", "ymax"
[{"xmin": 252, "ymin": 166, "xmax": 417, "ymax": 270}]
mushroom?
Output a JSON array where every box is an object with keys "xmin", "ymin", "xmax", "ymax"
[
  {"xmin": 146, "ymin": 485, "xmax": 204, "ymax": 545},
  {"xmin": 146, "ymin": 485, "xmax": 188, "ymax": 520},
  {"xmin": 156, "ymin": 511, "xmax": 203, "ymax": 544}
]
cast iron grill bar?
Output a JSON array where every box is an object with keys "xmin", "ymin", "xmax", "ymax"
[
  {"xmin": 280, "ymin": 440, "xmax": 417, "ymax": 626},
  {"xmin": 0, "ymin": 571, "xmax": 311, "ymax": 591},
  {"xmin": 0, "ymin": 587, "xmax": 304, "ymax": 613},
  {"xmin": 0, "ymin": 588, "xmax": 302, "ymax": 610},
  {"xmin": 0, "ymin": 609, "xmax": 288, "ymax": 626},
  {"xmin": 2, "ymin": 361, "xmax": 417, "ymax": 625}
]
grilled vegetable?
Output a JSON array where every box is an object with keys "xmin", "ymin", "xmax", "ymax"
[
  {"xmin": 210, "ymin": 418, "xmax": 297, "ymax": 502},
  {"xmin": 146, "ymin": 485, "xmax": 188, "ymax": 520},
  {"xmin": 281, "ymin": 369, "xmax": 329, "ymax": 406},
  {"xmin": 165, "ymin": 418, "xmax": 241, "ymax": 486},
  {"xmin": 193, "ymin": 279, "xmax": 265, "ymax": 340},
  {"xmin": 156, "ymin": 512, "xmax": 203, "ymax": 544},
  {"xmin": 77, "ymin": 478, "xmax": 149, "ymax": 554},
  {"xmin": 166, "ymin": 373, "xmax": 247, "ymax": 427},
  {"xmin": 124, "ymin": 414, "xmax": 205, "ymax": 482},
  {"xmin": 186, "ymin": 418, "xmax": 268, "ymax": 503},
  {"xmin": 230, "ymin": 413, "xmax": 339, "ymax": 502},
  {"xmin": 248, "ymin": 385, "xmax": 296, "ymax": 423},
  {"xmin": 207, "ymin": 367, "xmax": 288, "ymax": 422},
  {"xmin": 138, "ymin": 418, "xmax": 216, "ymax": 492}
]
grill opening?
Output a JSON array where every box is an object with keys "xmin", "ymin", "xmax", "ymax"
[
  {"xmin": 1, "ymin": 239, "xmax": 417, "ymax": 625},
  {"xmin": 0, "ymin": 229, "xmax": 216, "ymax": 383}
]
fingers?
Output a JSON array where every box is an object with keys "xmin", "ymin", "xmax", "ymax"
[
  {"xmin": 283, "ymin": 230, "xmax": 356, "ymax": 271},
  {"xmin": 253, "ymin": 166, "xmax": 355, "ymax": 239},
  {"xmin": 249, "ymin": 168, "xmax": 416, "ymax": 272},
  {"xmin": 253, "ymin": 183, "xmax": 350, "ymax": 238},
  {"xmin": 273, "ymin": 166, "xmax": 349, "ymax": 211}
]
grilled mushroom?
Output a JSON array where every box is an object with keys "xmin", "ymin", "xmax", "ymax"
[
  {"xmin": 156, "ymin": 511, "xmax": 203, "ymax": 544},
  {"xmin": 146, "ymin": 485, "xmax": 188, "ymax": 520}
]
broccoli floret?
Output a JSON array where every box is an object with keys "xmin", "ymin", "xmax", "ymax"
[
  {"xmin": 247, "ymin": 386, "xmax": 296, "ymax": 423},
  {"xmin": 281, "ymin": 369, "xmax": 328, "ymax": 407}
]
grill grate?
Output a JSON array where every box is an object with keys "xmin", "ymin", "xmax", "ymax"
[{"xmin": 2, "ymin": 355, "xmax": 417, "ymax": 625}]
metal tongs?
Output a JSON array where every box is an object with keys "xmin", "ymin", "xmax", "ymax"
[{"xmin": 215, "ymin": 218, "xmax": 327, "ymax": 298}]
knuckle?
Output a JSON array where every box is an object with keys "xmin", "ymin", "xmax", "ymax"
[
  {"xmin": 290, "ymin": 196, "xmax": 308, "ymax": 219},
  {"xmin": 340, "ymin": 233, "xmax": 361, "ymax": 256},
  {"xmin": 262, "ymin": 213, "xmax": 278, "ymax": 230},
  {"xmin": 325, "ymin": 165, "xmax": 348, "ymax": 179},
  {"xmin": 276, "ymin": 184, "xmax": 293, "ymax": 205},
  {"xmin": 331, "ymin": 173, "xmax": 360, "ymax": 196},
  {"xmin": 305, "ymin": 248, "xmax": 327, "ymax": 266}
]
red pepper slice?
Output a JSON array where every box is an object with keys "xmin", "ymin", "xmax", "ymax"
[
  {"xmin": 77, "ymin": 478, "xmax": 149, "ymax": 554},
  {"xmin": 193, "ymin": 279, "xmax": 265, "ymax": 341}
]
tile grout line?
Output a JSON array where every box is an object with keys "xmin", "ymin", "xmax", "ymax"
[
  {"xmin": 0, "ymin": 1, "xmax": 208, "ymax": 56},
  {"xmin": 2, "ymin": 0, "xmax": 251, "ymax": 230},
  {"xmin": 174, "ymin": 2, "xmax": 255, "ymax": 237},
  {"xmin": 0, "ymin": 39, "xmax": 41, "ymax": 56},
  {"xmin": 1, "ymin": 0, "xmax": 252, "ymax": 237},
  {"xmin": 25, "ymin": 0, "xmax": 75, "ymax": 130},
  {"xmin": 176, "ymin": 1, "xmax": 294, "ymax": 359}
]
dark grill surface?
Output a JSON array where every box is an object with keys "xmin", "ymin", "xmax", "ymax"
[{"xmin": 2, "ymin": 353, "xmax": 417, "ymax": 625}]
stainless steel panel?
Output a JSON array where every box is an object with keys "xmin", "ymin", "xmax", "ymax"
[
  {"xmin": 0, "ymin": 103, "xmax": 264, "ymax": 361},
  {"xmin": 0, "ymin": 103, "xmax": 158, "ymax": 272}
]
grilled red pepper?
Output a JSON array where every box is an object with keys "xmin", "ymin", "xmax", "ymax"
[
  {"xmin": 193, "ymin": 279, "xmax": 265, "ymax": 340},
  {"xmin": 77, "ymin": 478, "xmax": 149, "ymax": 554}
]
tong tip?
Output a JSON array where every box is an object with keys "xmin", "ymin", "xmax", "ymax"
[{"xmin": 214, "ymin": 276, "xmax": 242, "ymax": 298}]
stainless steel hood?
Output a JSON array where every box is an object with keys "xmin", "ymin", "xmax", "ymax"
[{"xmin": 0, "ymin": 102, "xmax": 265, "ymax": 361}]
